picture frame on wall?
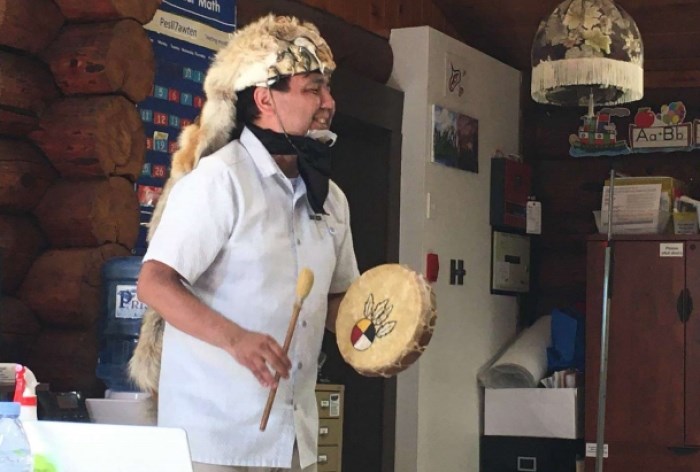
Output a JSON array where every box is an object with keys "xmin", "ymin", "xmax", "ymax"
[{"xmin": 432, "ymin": 104, "xmax": 479, "ymax": 173}]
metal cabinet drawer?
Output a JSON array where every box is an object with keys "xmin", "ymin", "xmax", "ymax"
[
  {"xmin": 318, "ymin": 418, "xmax": 341, "ymax": 446},
  {"xmin": 315, "ymin": 390, "xmax": 342, "ymax": 419},
  {"xmin": 317, "ymin": 445, "xmax": 340, "ymax": 472}
]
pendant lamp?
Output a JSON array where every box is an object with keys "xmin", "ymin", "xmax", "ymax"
[{"xmin": 531, "ymin": 0, "xmax": 644, "ymax": 107}]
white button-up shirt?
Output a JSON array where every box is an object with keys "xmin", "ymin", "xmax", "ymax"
[{"xmin": 143, "ymin": 128, "xmax": 359, "ymax": 468}]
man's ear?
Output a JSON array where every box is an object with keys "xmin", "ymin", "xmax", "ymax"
[{"xmin": 253, "ymin": 87, "xmax": 275, "ymax": 115}]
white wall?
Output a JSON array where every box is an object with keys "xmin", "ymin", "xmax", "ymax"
[{"xmin": 388, "ymin": 27, "xmax": 521, "ymax": 472}]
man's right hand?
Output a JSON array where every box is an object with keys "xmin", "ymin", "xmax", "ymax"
[
  {"xmin": 226, "ymin": 329, "xmax": 292, "ymax": 388},
  {"xmin": 137, "ymin": 261, "xmax": 292, "ymax": 389}
]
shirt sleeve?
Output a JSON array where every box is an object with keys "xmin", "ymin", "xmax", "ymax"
[
  {"xmin": 143, "ymin": 158, "xmax": 236, "ymax": 285},
  {"xmin": 327, "ymin": 182, "xmax": 360, "ymax": 294}
]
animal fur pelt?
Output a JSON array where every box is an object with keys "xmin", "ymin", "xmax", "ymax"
[
  {"xmin": 127, "ymin": 14, "xmax": 334, "ymax": 397},
  {"xmin": 127, "ymin": 123, "xmax": 201, "ymax": 396}
]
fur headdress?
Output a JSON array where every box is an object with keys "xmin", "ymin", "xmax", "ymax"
[
  {"xmin": 193, "ymin": 13, "xmax": 335, "ymax": 164},
  {"xmin": 129, "ymin": 14, "xmax": 335, "ymax": 396}
]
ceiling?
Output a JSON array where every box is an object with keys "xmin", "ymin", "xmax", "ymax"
[{"xmin": 432, "ymin": 0, "xmax": 700, "ymax": 89}]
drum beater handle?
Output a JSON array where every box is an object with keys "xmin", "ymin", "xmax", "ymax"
[{"xmin": 260, "ymin": 268, "xmax": 315, "ymax": 431}]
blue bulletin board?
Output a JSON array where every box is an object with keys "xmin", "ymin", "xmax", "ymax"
[{"xmin": 134, "ymin": 0, "xmax": 236, "ymax": 253}]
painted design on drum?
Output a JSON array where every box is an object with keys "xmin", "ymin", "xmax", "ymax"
[{"xmin": 350, "ymin": 293, "xmax": 397, "ymax": 351}]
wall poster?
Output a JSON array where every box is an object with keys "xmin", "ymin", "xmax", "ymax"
[
  {"xmin": 432, "ymin": 104, "xmax": 479, "ymax": 173},
  {"xmin": 134, "ymin": 0, "xmax": 236, "ymax": 253}
]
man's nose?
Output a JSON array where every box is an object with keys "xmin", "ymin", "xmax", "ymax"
[{"xmin": 320, "ymin": 87, "xmax": 335, "ymax": 110}]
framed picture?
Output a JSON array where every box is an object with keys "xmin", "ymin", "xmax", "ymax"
[
  {"xmin": 490, "ymin": 230, "xmax": 530, "ymax": 295},
  {"xmin": 432, "ymin": 104, "xmax": 479, "ymax": 173}
]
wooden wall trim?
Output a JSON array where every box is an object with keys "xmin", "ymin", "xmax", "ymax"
[{"xmin": 646, "ymin": 70, "xmax": 700, "ymax": 89}]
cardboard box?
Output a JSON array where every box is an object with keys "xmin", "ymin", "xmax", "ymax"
[
  {"xmin": 484, "ymin": 388, "xmax": 581, "ymax": 439},
  {"xmin": 604, "ymin": 176, "xmax": 687, "ymax": 213}
]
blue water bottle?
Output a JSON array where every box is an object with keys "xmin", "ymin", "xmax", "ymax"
[
  {"xmin": 97, "ymin": 256, "xmax": 147, "ymax": 392},
  {"xmin": 0, "ymin": 402, "xmax": 32, "ymax": 471}
]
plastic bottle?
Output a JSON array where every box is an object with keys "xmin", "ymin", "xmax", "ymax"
[
  {"xmin": 13, "ymin": 365, "xmax": 38, "ymax": 421},
  {"xmin": 0, "ymin": 402, "xmax": 33, "ymax": 472},
  {"xmin": 97, "ymin": 256, "xmax": 146, "ymax": 392}
]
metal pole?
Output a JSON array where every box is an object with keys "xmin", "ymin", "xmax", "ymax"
[{"xmin": 595, "ymin": 167, "xmax": 616, "ymax": 472}]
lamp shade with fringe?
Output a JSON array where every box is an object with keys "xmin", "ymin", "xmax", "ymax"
[{"xmin": 531, "ymin": 0, "xmax": 643, "ymax": 107}]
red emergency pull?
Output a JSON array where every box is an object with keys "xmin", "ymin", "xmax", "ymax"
[{"xmin": 425, "ymin": 253, "xmax": 439, "ymax": 283}]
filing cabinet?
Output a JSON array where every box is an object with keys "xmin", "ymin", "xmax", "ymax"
[
  {"xmin": 481, "ymin": 436, "xmax": 583, "ymax": 472},
  {"xmin": 315, "ymin": 384, "xmax": 344, "ymax": 472}
]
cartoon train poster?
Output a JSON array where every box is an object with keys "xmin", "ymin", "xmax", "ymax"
[{"xmin": 569, "ymin": 102, "xmax": 696, "ymax": 157}]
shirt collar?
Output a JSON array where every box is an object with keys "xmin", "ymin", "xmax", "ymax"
[{"xmin": 240, "ymin": 126, "xmax": 281, "ymax": 178}]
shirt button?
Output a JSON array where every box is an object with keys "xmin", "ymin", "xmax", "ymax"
[
  {"xmin": 293, "ymin": 404, "xmax": 298, "ymax": 411},
  {"xmin": 297, "ymin": 362, "xmax": 303, "ymax": 370},
  {"xmin": 301, "ymin": 320, "xmax": 307, "ymax": 328},
  {"xmin": 296, "ymin": 238, "xmax": 301, "ymax": 245}
]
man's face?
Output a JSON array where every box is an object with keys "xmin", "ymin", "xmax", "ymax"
[{"xmin": 270, "ymin": 72, "xmax": 335, "ymax": 136}]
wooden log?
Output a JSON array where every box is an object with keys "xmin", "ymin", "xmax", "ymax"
[
  {"xmin": 237, "ymin": 0, "xmax": 394, "ymax": 84},
  {"xmin": 53, "ymin": 0, "xmax": 161, "ymax": 24},
  {"xmin": 0, "ymin": 333, "xmax": 38, "ymax": 366},
  {"xmin": 0, "ymin": 0, "xmax": 64, "ymax": 54},
  {"xmin": 34, "ymin": 177, "xmax": 139, "ymax": 249},
  {"xmin": 0, "ymin": 140, "xmax": 57, "ymax": 212},
  {"xmin": 646, "ymin": 70, "xmax": 700, "ymax": 89},
  {"xmin": 0, "ymin": 51, "xmax": 60, "ymax": 136},
  {"xmin": 0, "ymin": 297, "xmax": 41, "ymax": 335},
  {"xmin": 27, "ymin": 329, "xmax": 102, "ymax": 395},
  {"xmin": 41, "ymin": 20, "xmax": 155, "ymax": 102},
  {"xmin": 0, "ymin": 215, "xmax": 45, "ymax": 294},
  {"xmin": 30, "ymin": 96, "xmax": 145, "ymax": 180},
  {"xmin": 19, "ymin": 244, "xmax": 131, "ymax": 328}
]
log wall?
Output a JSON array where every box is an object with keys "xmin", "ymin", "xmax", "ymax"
[{"xmin": 0, "ymin": 0, "xmax": 157, "ymax": 395}]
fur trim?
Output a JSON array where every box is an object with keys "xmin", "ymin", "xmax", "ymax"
[
  {"xmin": 128, "ymin": 308, "xmax": 164, "ymax": 395},
  {"xmin": 128, "ymin": 14, "xmax": 334, "ymax": 395}
]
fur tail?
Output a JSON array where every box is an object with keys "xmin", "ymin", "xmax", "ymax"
[
  {"xmin": 128, "ymin": 308, "xmax": 165, "ymax": 395},
  {"xmin": 127, "ymin": 121, "xmax": 202, "ymax": 407},
  {"xmin": 129, "ymin": 122, "xmax": 201, "ymax": 396}
]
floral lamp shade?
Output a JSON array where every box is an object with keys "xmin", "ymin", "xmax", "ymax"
[{"xmin": 531, "ymin": 0, "xmax": 643, "ymax": 106}]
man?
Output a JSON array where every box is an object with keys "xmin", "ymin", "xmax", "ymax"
[{"xmin": 133, "ymin": 14, "xmax": 359, "ymax": 472}]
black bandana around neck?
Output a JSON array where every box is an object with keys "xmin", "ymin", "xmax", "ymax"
[{"xmin": 246, "ymin": 123, "xmax": 332, "ymax": 215}]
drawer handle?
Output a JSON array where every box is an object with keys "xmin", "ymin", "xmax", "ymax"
[
  {"xmin": 319, "ymin": 426, "xmax": 329, "ymax": 436},
  {"xmin": 517, "ymin": 456, "xmax": 537, "ymax": 471},
  {"xmin": 668, "ymin": 445, "xmax": 700, "ymax": 455},
  {"xmin": 318, "ymin": 454, "xmax": 328, "ymax": 463}
]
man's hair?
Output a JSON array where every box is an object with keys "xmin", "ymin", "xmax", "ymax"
[{"xmin": 231, "ymin": 76, "xmax": 292, "ymax": 139}]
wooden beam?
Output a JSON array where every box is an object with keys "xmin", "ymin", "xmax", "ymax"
[
  {"xmin": 645, "ymin": 70, "xmax": 700, "ymax": 88},
  {"xmin": 645, "ymin": 58, "xmax": 700, "ymax": 71}
]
